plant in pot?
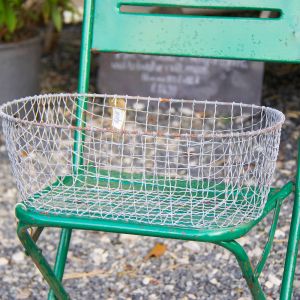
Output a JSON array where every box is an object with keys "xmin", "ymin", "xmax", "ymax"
[{"xmin": 0, "ymin": 0, "xmax": 75, "ymax": 103}]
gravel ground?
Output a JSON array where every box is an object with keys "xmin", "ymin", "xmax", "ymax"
[{"xmin": 0, "ymin": 26, "xmax": 300, "ymax": 299}]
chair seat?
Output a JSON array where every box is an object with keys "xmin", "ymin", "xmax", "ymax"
[
  {"xmin": 15, "ymin": 182, "xmax": 294, "ymax": 243},
  {"xmin": 22, "ymin": 166, "xmax": 271, "ymax": 230}
]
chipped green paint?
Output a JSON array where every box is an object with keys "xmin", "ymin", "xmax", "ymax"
[
  {"xmin": 17, "ymin": 223, "xmax": 70, "ymax": 300},
  {"xmin": 217, "ymin": 240, "xmax": 265, "ymax": 299},
  {"xmin": 92, "ymin": 0, "xmax": 300, "ymax": 62}
]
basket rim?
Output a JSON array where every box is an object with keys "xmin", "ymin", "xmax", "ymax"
[{"xmin": 0, "ymin": 93, "xmax": 285, "ymax": 139}]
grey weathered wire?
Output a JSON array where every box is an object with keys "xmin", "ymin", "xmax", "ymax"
[{"xmin": 0, "ymin": 93, "xmax": 285, "ymax": 229}]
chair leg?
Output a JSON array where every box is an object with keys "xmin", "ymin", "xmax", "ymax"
[
  {"xmin": 280, "ymin": 203, "xmax": 300, "ymax": 300},
  {"xmin": 31, "ymin": 227, "xmax": 44, "ymax": 242},
  {"xmin": 48, "ymin": 228, "xmax": 72, "ymax": 300},
  {"xmin": 24, "ymin": 227, "xmax": 44, "ymax": 256},
  {"xmin": 280, "ymin": 143, "xmax": 300, "ymax": 300},
  {"xmin": 280, "ymin": 198, "xmax": 300, "ymax": 300},
  {"xmin": 217, "ymin": 240, "xmax": 266, "ymax": 300},
  {"xmin": 17, "ymin": 222, "xmax": 70, "ymax": 300}
]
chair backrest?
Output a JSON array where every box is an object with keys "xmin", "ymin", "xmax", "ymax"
[
  {"xmin": 73, "ymin": 0, "xmax": 300, "ymax": 170},
  {"xmin": 92, "ymin": 0, "xmax": 300, "ymax": 62}
]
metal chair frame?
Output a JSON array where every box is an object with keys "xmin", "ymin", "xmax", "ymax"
[{"xmin": 15, "ymin": 1, "xmax": 300, "ymax": 299}]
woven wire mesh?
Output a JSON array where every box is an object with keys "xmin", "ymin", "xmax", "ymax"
[{"xmin": 0, "ymin": 94, "xmax": 284, "ymax": 229}]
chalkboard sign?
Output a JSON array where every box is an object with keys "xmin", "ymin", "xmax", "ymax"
[{"xmin": 97, "ymin": 53, "xmax": 264, "ymax": 105}]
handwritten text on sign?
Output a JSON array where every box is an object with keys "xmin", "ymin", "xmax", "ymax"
[{"xmin": 98, "ymin": 54, "xmax": 264, "ymax": 105}]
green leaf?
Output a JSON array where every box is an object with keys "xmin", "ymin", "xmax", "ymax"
[
  {"xmin": 51, "ymin": 6, "xmax": 62, "ymax": 31},
  {"xmin": 50, "ymin": 0, "xmax": 59, "ymax": 6},
  {"xmin": 42, "ymin": 0, "xmax": 51, "ymax": 22},
  {"xmin": 6, "ymin": 6, "xmax": 17, "ymax": 33},
  {"xmin": 0, "ymin": 0, "xmax": 5, "ymax": 26}
]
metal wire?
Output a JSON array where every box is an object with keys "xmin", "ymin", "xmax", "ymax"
[{"xmin": 0, "ymin": 93, "xmax": 285, "ymax": 229}]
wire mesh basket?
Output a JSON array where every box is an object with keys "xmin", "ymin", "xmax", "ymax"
[{"xmin": 0, "ymin": 94, "xmax": 285, "ymax": 229}]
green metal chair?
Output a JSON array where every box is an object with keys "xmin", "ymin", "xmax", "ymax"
[{"xmin": 5, "ymin": 0, "xmax": 300, "ymax": 299}]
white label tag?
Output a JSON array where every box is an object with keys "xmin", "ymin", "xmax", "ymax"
[{"xmin": 112, "ymin": 108, "xmax": 126, "ymax": 130}]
